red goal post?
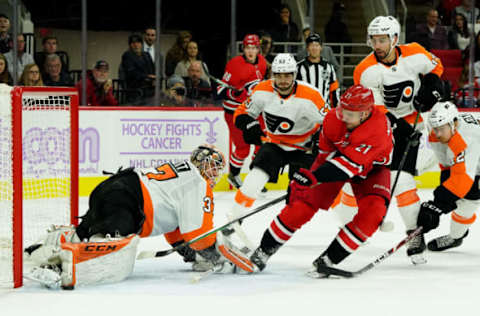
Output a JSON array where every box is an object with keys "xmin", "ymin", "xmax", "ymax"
[{"xmin": 0, "ymin": 86, "xmax": 79, "ymax": 288}]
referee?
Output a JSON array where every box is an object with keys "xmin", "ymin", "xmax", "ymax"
[{"xmin": 297, "ymin": 33, "xmax": 339, "ymax": 108}]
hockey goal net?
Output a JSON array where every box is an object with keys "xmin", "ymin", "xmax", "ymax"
[{"xmin": 0, "ymin": 85, "xmax": 79, "ymax": 288}]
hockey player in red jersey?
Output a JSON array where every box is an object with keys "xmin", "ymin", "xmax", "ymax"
[
  {"xmin": 334, "ymin": 16, "xmax": 444, "ymax": 264},
  {"xmin": 249, "ymin": 85, "xmax": 394, "ymax": 277},
  {"xmin": 218, "ymin": 34, "xmax": 267, "ymax": 189}
]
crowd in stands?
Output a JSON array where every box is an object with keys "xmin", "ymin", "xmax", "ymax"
[
  {"xmin": 407, "ymin": 0, "xmax": 480, "ymax": 107},
  {"xmin": 2, "ymin": 1, "xmax": 480, "ymax": 108}
]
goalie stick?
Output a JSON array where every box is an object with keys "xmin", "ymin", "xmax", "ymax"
[
  {"xmin": 136, "ymin": 194, "xmax": 287, "ymax": 260},
  {"xmin": 315, "ymin": 226, "xmax": 423, "ymax": 278}
]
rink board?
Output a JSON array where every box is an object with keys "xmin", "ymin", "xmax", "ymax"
[{"xmin": 76, "ymin": 107, "xmax": 480, "ymax": 196}]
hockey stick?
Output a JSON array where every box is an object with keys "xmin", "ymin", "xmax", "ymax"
[
  {"xmin": 201, "ymin": 62, "xmax": 241, "ymax": 92},
  {"xmin": 390, "ymin": 110, "xmax": 422, "ymax": 197},
  {"xmin": 137, "ymin": 194, "xmax": 287, "ymax": 260},
  {"xmin": 315, "ymin": 226, "xmax": 423, "ymax": 278},
  {"xmin": 260, "ymin": 136, "xmax": 311, "ymax": 151}
]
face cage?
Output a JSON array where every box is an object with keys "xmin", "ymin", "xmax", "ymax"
[
  {"xmin": 201, "ymin": 156, "xmax": 225, "ymax": 188},
  {"xmin": 336, "ymin": 106, "xmax": 365, "ymax": 122},
  {"xmin": 428, "ymin": 120, "xmax": 456, "ymax": 136}
]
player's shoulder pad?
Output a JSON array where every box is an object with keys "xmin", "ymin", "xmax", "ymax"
[
  {"xmin": 353, "ymin": 53, "xmax": 377, "ymax": 84},
  {"xmin": 253, "ymin": 79, "xmax": 274, "ymax": 93},
  {"xmin": 295, "ymin": 81, "xmax": 325, "ymax": 103},
  {"xmin": 398, "ymin": 42, "xmax": 429, "ymax": 57}
]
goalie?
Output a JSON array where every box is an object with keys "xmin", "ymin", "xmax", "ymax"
[{"xmin": 25, "ymin": 144, "xmax": 253, "ymax": 289}]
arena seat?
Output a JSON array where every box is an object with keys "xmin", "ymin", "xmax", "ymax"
[{"xmin": 431, "ymin": 49, "xmax": 463, "ymax": 68}]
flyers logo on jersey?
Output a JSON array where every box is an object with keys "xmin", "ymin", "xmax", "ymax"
[
  {"xmin": 264, "ymin": 112, "xmax": 294, "ymax": 133},
  {"xmin": 383, "ymin": 80, "xmax": 415, "ymax": 108}
]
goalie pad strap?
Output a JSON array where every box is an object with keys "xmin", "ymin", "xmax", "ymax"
[{"xmin": 218, "ymin": 244, "xmax": 254, "ymax": 273}]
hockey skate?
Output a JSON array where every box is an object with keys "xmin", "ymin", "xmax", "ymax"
[
  {"xmin": 250, "ymin": 247, "xmax": 275, "ymax": 272},
  {"xmin": 307, "ymin": 255, "xmax": 334, "ymax": 278},
  {"xmin": 406, "ymin": 230, "xmax": 427, "ymax": 265},
  {"xmin": 427, "ymin": 230, "xmax": 469, "ymax": 252},
  {"xmin": 227, "ymin": 173, "xmax": 243, "ymax": 189}
]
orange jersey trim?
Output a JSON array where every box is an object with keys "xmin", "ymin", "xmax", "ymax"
[
  {"xmin": 181, "ymin": 184, "xmax": 216, "ymax": 251},
  {"xmin": 354, "ymin": 54, "xmax": 377, "ymax": 85},
  {"xmin": 403, "ymin": 111, "xmax": 423, "ymax": 124},
  {"xmin": 400, "ymin": 42, "xmax": 443, "ymax": 77},
  {"xmin": 164, "ymin": 228, "xmax": 183, "ymax": 245},
  {"xmin": 265, "ymin": 123, "xmax": 321, "ymax": 145},
  {"xmin": 139, "ymin": 180, "xmax": 154, "ymax": 238},
  {"xmin": 443, "ymin": 132, "xmax": 473, "ymax": 198},
  {"xmin": 295, "ymin": 83, "xmax": 326, "ymax": 111}
]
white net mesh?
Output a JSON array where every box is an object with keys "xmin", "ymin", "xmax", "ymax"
[{"xmin": 0, "ymin": 86, "xmax": 75, "ymax": 288}]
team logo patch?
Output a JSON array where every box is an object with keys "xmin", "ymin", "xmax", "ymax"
[
  {"xmin": 264, "ymin": 112, "xmax": 294, "ymax": 133},
  {"xmin": 383, "ymin": 80, "xmax": 415, "ymax": 108}
]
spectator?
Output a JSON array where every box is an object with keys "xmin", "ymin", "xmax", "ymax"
[
  {"xmin": 453, "ymin": 0, "xmax": 479, "ymax": 23},
  {"xmin": 415, "ymin": 9, "xmax": 449, "ymax": 50},
  {"xmin": 324, "ymin": 2, "xmax": 352, "ymax": 58},
  {"xmin": 35, "ymin": 36, "xmax": 68, "ymax": 77},
  {"xmin": 0, "ymin": 53, "xmax": 12, "ymax": 85},
  {"xmin": 270, "ymin": 4, "xmax": 300, "ymax": 52},
  {"xmin": 165, "ymin": 31, "xmax": 192, "ymax": 77},
  {"xmin": 121, "ymin": 34, "xmax": 155, "ymax": 102},
  {"xmin": 76, "ymin": 60, "xmax": 118, "ymax": 106},
  {"xmin": 162, "ymin": 74, "xmax": 191, "ymax": 106},
  {"xmin": 302, "ymin": 24, "xmax": 311, "ymax": 42},
  {"xmin": 43, "ymin": 54, "xmax": 73, "ymax": 87},
  {"xmin": 174, "ymin": 40, "xmax": 210, "ymax": 85},
  {"xmin": 437, "ymin": 0, "xmax": 462, "ymax": 26},
  {"xmin": 182, "ymin": 61, "xmax": 212, "ymax": 102},
  {"xmin": 448, "ymin": 13, "xmax": 470, "ymax": 50},
  {"xmin": 0, "ymin": 14, "xmax": 10, "ymax": 54},
  {"xmin": 259, "ymin": 32, "xmax": 275, "ymax": 78},
  {"xmin": 4, "ymin": 34, "xmax": 35, "ymax": 78},
  {"xmin": 455, "ymin": 62, "xmax": 480, "ymax": 107},
  {"xmin": 19, "ymin": 63, "xmax": 43, "ymax": 86}
]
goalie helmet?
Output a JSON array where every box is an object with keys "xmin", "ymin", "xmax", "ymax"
[
  {"xmin": 271, "ymin": 53, "xmax": 297, "ymax": 79},
  {"xmin": 190, "ymin": 144, "xmax": 226, "ymax": 187},
  {"xmin": 428, "ymin": 101, "xmax": 459, "ymax": 132},
  {"xmin": 367, "ymin": 16, "xmax": 400, "ymax": 48}
]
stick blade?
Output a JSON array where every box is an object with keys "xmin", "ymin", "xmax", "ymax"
[
  {"xmin": 136, "ymin": 249, "xmax": 174, "ymax": 260},
  {"xmin": 315, "ymin": 265, "xmax": 356, "ymax": 278}
]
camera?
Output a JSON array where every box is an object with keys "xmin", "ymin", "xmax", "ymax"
[{"xmin": 173, "ymin": 87, "xmax": 186, "ymax": 96}]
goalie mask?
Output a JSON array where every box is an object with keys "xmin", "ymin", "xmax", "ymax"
[{"xmin": 190, "ymin": 144, "xmax": 226, "ymax": 187}]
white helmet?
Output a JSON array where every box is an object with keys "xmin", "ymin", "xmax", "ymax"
[
  {"xmin": 272, "ymin": 53, "xmax": 297, "ymax": 75},
  {"xmin": 367, "ymin": 16, "xmax": 400, "ymax": 48},
  {"xmin": 428, "ymin": 101, "xmax": 459, "ymax": 133}
]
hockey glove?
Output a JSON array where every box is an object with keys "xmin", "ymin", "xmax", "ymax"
[
  {"xmin": 413, "ymin": 73, "xmax": 443, "ymax": 112},
  {"xmin": 172, "ymin": 241, "xmax": 196, "ymax": 263},
  {"xmin": 417, "ymin": 200, "xmax": 446, "ymax": 233},
  {"xmin": 292, "ymin": 168, "xmax": 318, "ymax": 187},
  {"xmin": 407, "ymin": 130, "xmax": 422, "ymax": 147},
  {"xmin": 228, "ymin": 88, "xmax": 248, "ymax": 102},
  {"xmin": 243, "ymin": 120, "xmax": 265, "ymax": 145}
]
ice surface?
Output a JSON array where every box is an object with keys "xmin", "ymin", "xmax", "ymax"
[{"xmin": 2, "ymin": 189, "xmax": 479, "ymax": 316}]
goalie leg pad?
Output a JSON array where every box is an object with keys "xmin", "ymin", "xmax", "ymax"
[{"xmin": 59, "ymin": 234, "xmax": 140, "ymax": 289}]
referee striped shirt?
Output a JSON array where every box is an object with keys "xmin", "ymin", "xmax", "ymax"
[{"xmin": 297, "ymin": 58, "xmax": 340, "ymax": 107}]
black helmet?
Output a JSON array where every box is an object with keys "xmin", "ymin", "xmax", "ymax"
[{"xmin": 306, "ymin": 33, "xmax": 322, "ymax": 45}]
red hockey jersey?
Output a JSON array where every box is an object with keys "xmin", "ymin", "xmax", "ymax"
[
  {"xmin": 313, "ymin": 107, "xmax": 394, "ymax": 179},
  {"xmin": 218, "ymin": 54, "xmax": 267, "ymax": 112}
]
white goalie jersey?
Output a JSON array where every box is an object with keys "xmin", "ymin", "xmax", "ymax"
[{"xmin": 135, "ymin": 160, "xmax": 216, "ymax": 250}]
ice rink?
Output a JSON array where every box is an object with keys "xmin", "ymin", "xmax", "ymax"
[{"xmin": 2, "ymin": 188, "xmax": 479, "ymax": 316}]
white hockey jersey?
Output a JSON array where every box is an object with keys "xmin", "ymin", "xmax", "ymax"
[
  {"xmin": 429, "ymin": 113, "xmax": 480, "ymax": 199},
  {"xmin": 234, "ymin": 79, "xmax": 328, "ymax": 151},
  {"xmin": 354, "ymin": 42, "xmax": 443, "ymax": 123},
  {"xmin": 134, "ymin": 161, "xmax": 215, "ymax": 250}
]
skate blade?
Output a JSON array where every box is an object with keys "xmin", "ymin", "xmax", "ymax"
[{"xmin": 409, "ymin": 253, "xmax": 427, "ymax": 265}]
